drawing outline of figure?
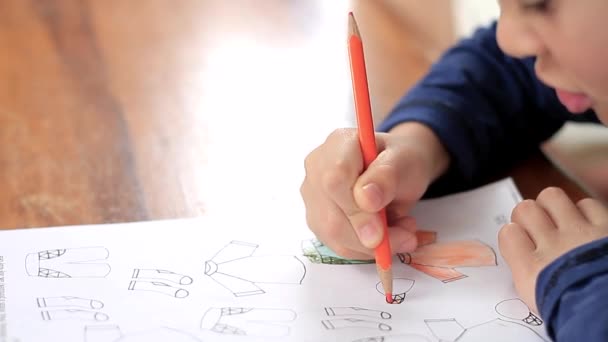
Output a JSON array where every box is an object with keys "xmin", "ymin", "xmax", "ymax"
[
  {"xmin": 131, "ymin": 268, "xmax": 193, "ymax": 285},
  {"xmin": 352, "ymin": 334, "xmax": 432, "ymax": 342},
  {"xmin": 128, "ymin": 280, "xmax": 189, "ymax": 298},
  {"xmin": 397, "ymin": 231, "xmax": 496, "ymax": 283},
  {"xmin": 424, "ymin": 318, "xmax": 548, "ymax": 342},
  {"xmin": 200, "ymin": 307, "xmax": 296, "ymax": 337},
  {"xmin": 495, "ymin": 299, "xmax": 543, "ymax": 326},
  {"xmin": 204, "ymin": 240, "xmax": 306, "ymax": 297},
  {"xmin": 128, "ymin": 268, "xmax": 192, "ymax": 298},
  {"xmin": 25, "ymin": 247, "xmax": 111, "ymax": 278},
  {"xmin": 322, "ymin": 318, "xmax": 392, "ymax": 332},
  {"xmin": 376, "ymin": 278, "xmax": 414, "ymax": 304},
  {"xmin": 325, "ymin": 307, "xmax": 391, "ymax": 319},
  {"xmin": 84, "ymin": 325, "xmax": 202, "ymax": 342},
  {"xmin": 37, "ymin": 296, "xmax": 104, "ymax": 309},
  {"xmin": 41, "ymin": 309, "xmax": 109, "ymax": 322}
]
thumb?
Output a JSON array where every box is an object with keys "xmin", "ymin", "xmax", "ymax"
[{"xmin": 352, "ymin": 149, "xmax": 404, "ymax": 213}]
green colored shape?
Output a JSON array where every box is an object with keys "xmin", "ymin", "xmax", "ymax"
[{"xmin": 301, "ymin": 238, "xmax": 374, "ymax": 265}]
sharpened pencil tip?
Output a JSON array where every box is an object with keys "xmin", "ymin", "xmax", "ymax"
[{"xmin": 348, "ymin": 11, "xmax": 360, "ymax": 37}]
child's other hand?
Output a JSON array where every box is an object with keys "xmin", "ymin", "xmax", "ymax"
[
  {"xmin": 499, "ymin": 187, "xmax": 608, "ymax": 314},
  {"xmin": 300, "ymin": 122, "xmax": 448, "ymax": 260}
]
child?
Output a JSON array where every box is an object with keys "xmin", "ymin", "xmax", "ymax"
[{"xmin": 300, "ymin": 1, "xmax": 608, "ymax": 341}]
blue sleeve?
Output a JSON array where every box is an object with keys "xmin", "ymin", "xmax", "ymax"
[
  {"xmin": 378, "ymin": 21, "xmax": 599, "ymax": 196},
  {"xmin": 536, "ymin": 237, "xmax": 608, "ymax": 341}
]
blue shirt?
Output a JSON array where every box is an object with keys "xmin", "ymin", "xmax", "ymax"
[{"xmin": 378, "ymin": 21, "xmax": 608, "ymax": 341}]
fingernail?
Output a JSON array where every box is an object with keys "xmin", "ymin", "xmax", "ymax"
[
  {"xmin": 362, "ymin": 183, "xmax": 383, "ymax": 209},
  {"xmin": 358, "ymin": 222, "xmax": 380, "ymax": 248}
]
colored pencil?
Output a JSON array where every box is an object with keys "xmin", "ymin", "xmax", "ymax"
[{"xmin": 347, "ymin": 11, "xmax": 394, "ymax": 303}]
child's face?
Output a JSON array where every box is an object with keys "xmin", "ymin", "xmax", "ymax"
[{"xmin": 496, "ymin": 0, "xmax": 608, "ymax": 124}]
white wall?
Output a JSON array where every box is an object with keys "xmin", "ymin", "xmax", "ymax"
[{"xmin": 452, "ymin": 0, "xmax": 500, "ymax": 38}]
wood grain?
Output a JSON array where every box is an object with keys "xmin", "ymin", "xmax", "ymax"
[{"xmin": 0, "ymin": 1, "xmax": 589, "ymax": 230}]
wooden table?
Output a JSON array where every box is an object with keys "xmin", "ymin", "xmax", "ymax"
[{"xmin": 0, "ymin": 1, "xmax": 587, "ymax": 230}]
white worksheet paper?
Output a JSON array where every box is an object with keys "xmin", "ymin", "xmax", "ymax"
[{"xmin": 0, "ymin": 178, "xmax": 551, "ymax": 342}]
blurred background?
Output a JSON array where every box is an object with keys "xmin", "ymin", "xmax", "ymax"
[{"xmin": 0, "ymin": 0, "xmax": 606, "ymax": 229}]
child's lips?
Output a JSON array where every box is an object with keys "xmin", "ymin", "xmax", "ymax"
[{"xmin": 555, "ymin": 88, "xmax": 593, "ymax": 114}]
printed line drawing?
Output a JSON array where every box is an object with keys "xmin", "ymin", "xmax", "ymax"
[
  {"xmin": 128, "ymin": 280, "xmax": 189, "ymax": 298},
  {"xmin": 397, "ymin": 230, "xmax": 497, "ymax": 283},
  {"xmin": 204, "ymin": 240, "xmax": 306, "ymax": 297},
  {"xmin": 37, "ymin": 296, "xmax": 104, "ymax": 309},
  {"xmin": 424, "ymin": 318, "xmax": 548, "ymax": 342},
  {"xmin": 128, "ymin": 268, "xmax": 192, "ymax": 298},
  {"xmin": 131, "ymin": 269, "xmax": 193, "ymax": 285},
  {"xmin": 376, "ymin": 278, "xmax": 414, "ymax": 304},
  {"xmin": 302, "ymin": 238, "xmax": 374, "ymax": 264},
  {"xmin": 495, "ymin": 299, "xmax": 543, "ymax": 326},
  {"xmin": 84, "ymin": 325, "xmax": 202, "ymax": 342},
  {"xmin": 352, "ymin": 334, "xmax": 432, "ymax": 342},
  {"xmin": 322, "ymin": 318, "xmax": 392, "ymax": 331},
  {"xmin": 36, "ymin": 296, "xmax": 108, "ymax": 322},
  {"xmin": 41, "ymin": 309, "xmax": 109, "ymax": 322},
  {"xmin": 494, "ymin": 215, "xmax": 509, "ymax": 226},
  {"xmin": 25, "ymin": 247, "xmax": 111, "ymax": 278},
  {"xmin": 325, "ymin": 307, "xmax": 391, "ymax": 319},
  {"xmin": 201, "ymin": 307, "xmax": 296, "ymax": 337}
]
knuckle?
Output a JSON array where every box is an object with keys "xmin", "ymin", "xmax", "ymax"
[
  {"xmin": 303, "ymin": 151, "xmax": 317, "ymax": 175},
  {"xmin": 537, "ymin": 186, "xmax": 566, "ymax": 201},
  {"xmin": 576, "ymin": 197, "xmax": 598, "ymax": 207},
  {"xmin": 328, "ymin": 128, "xmax": 355, "ymax": 141},
  {"xmin": 511, "ymin": 199, "xmax": 536, "ymax": 221},
  {"xmin": 497, "ymin": 223, "xmax": 514, "ymax": 245},
  {"xmin": 329, "ymin": 245, "xmax": 354, "ymax": 259},
  {"xmin": 299, "ymin": 182, "xmax": 306, "ymax": 197},
  {"xmin": 304, "ymin": 208, "xmax": 319, "ymax": 234},
  {"xmin": 303, "ymin": 155, "xmax": 311, "ymax": 174},
  {"xmin": 322, "ymin": 159, "xmax": 353, "ymax": 193},
  {"xmin": 322, "ymin": 211, "xmax": 347, "ymax": 241},
  {"xmin": 299, "ymin": 178, "xmax": 311, "ymax": 199}
]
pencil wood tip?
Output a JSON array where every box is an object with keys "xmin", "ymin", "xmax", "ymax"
[{"xmin": 377, "ymin": 265, "xmax": 393, "ymax": 301}]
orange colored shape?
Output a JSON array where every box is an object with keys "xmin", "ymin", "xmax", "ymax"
[
  {"xmin": 408, "ymin": 264, "xmax": 467, "ymax": 282},
  {"xmin": 398, "ymin": 240, "xmax": 497, "ymax": 282},
  {"xmin": 416, "ymin": 230, "xmax": 437, "ymax": 246}
]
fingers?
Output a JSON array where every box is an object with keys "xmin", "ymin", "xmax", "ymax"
[
  {"xmin": 510, "ymin": 199, "xmax": 556, "ymax": 247},
  {"xmin": 319, "ymin": 131, "xmax": 383, "ymax": 249},
  {"xmin": 301, "ymin": 128, "xmax": 422, "ymax": 259},
  {"xmin": 348, "ymin": 147, "xmax": 419, "ymax": 248},
  {"xmin": 300, "ymin": 179, "xmax": 370, "ymax": 259},
  {"xmin": 498, "ymin": 222, "xmax": 536, "ymax": 266},
  {"xmin": 321, "ymin": 149, "xmax": 383, "ymax": 249},
  {"xmin": 535, "ymin": 187, "xmax": 587, "ymax": 231},
  {"xmin": 302, "ymin": 128, "xmax": 384, "ymax": 254},
  {"xmin": 576, "ymin": 198, "xmax": 608, "ymax": 226},
  {"xmin": 302, "ymin": 178, "xmax": 418, "ymax": 259},
  {"xmin": 353, "ymin": 147, "xmax": 409, "ymax": 213},
  {"xmin": 497, "ymin": 222, "xmax": 539, "ymax": 314},
  {"xmin": 387, "ymin": 216, "xmax": 418, "ymax": 253}
]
